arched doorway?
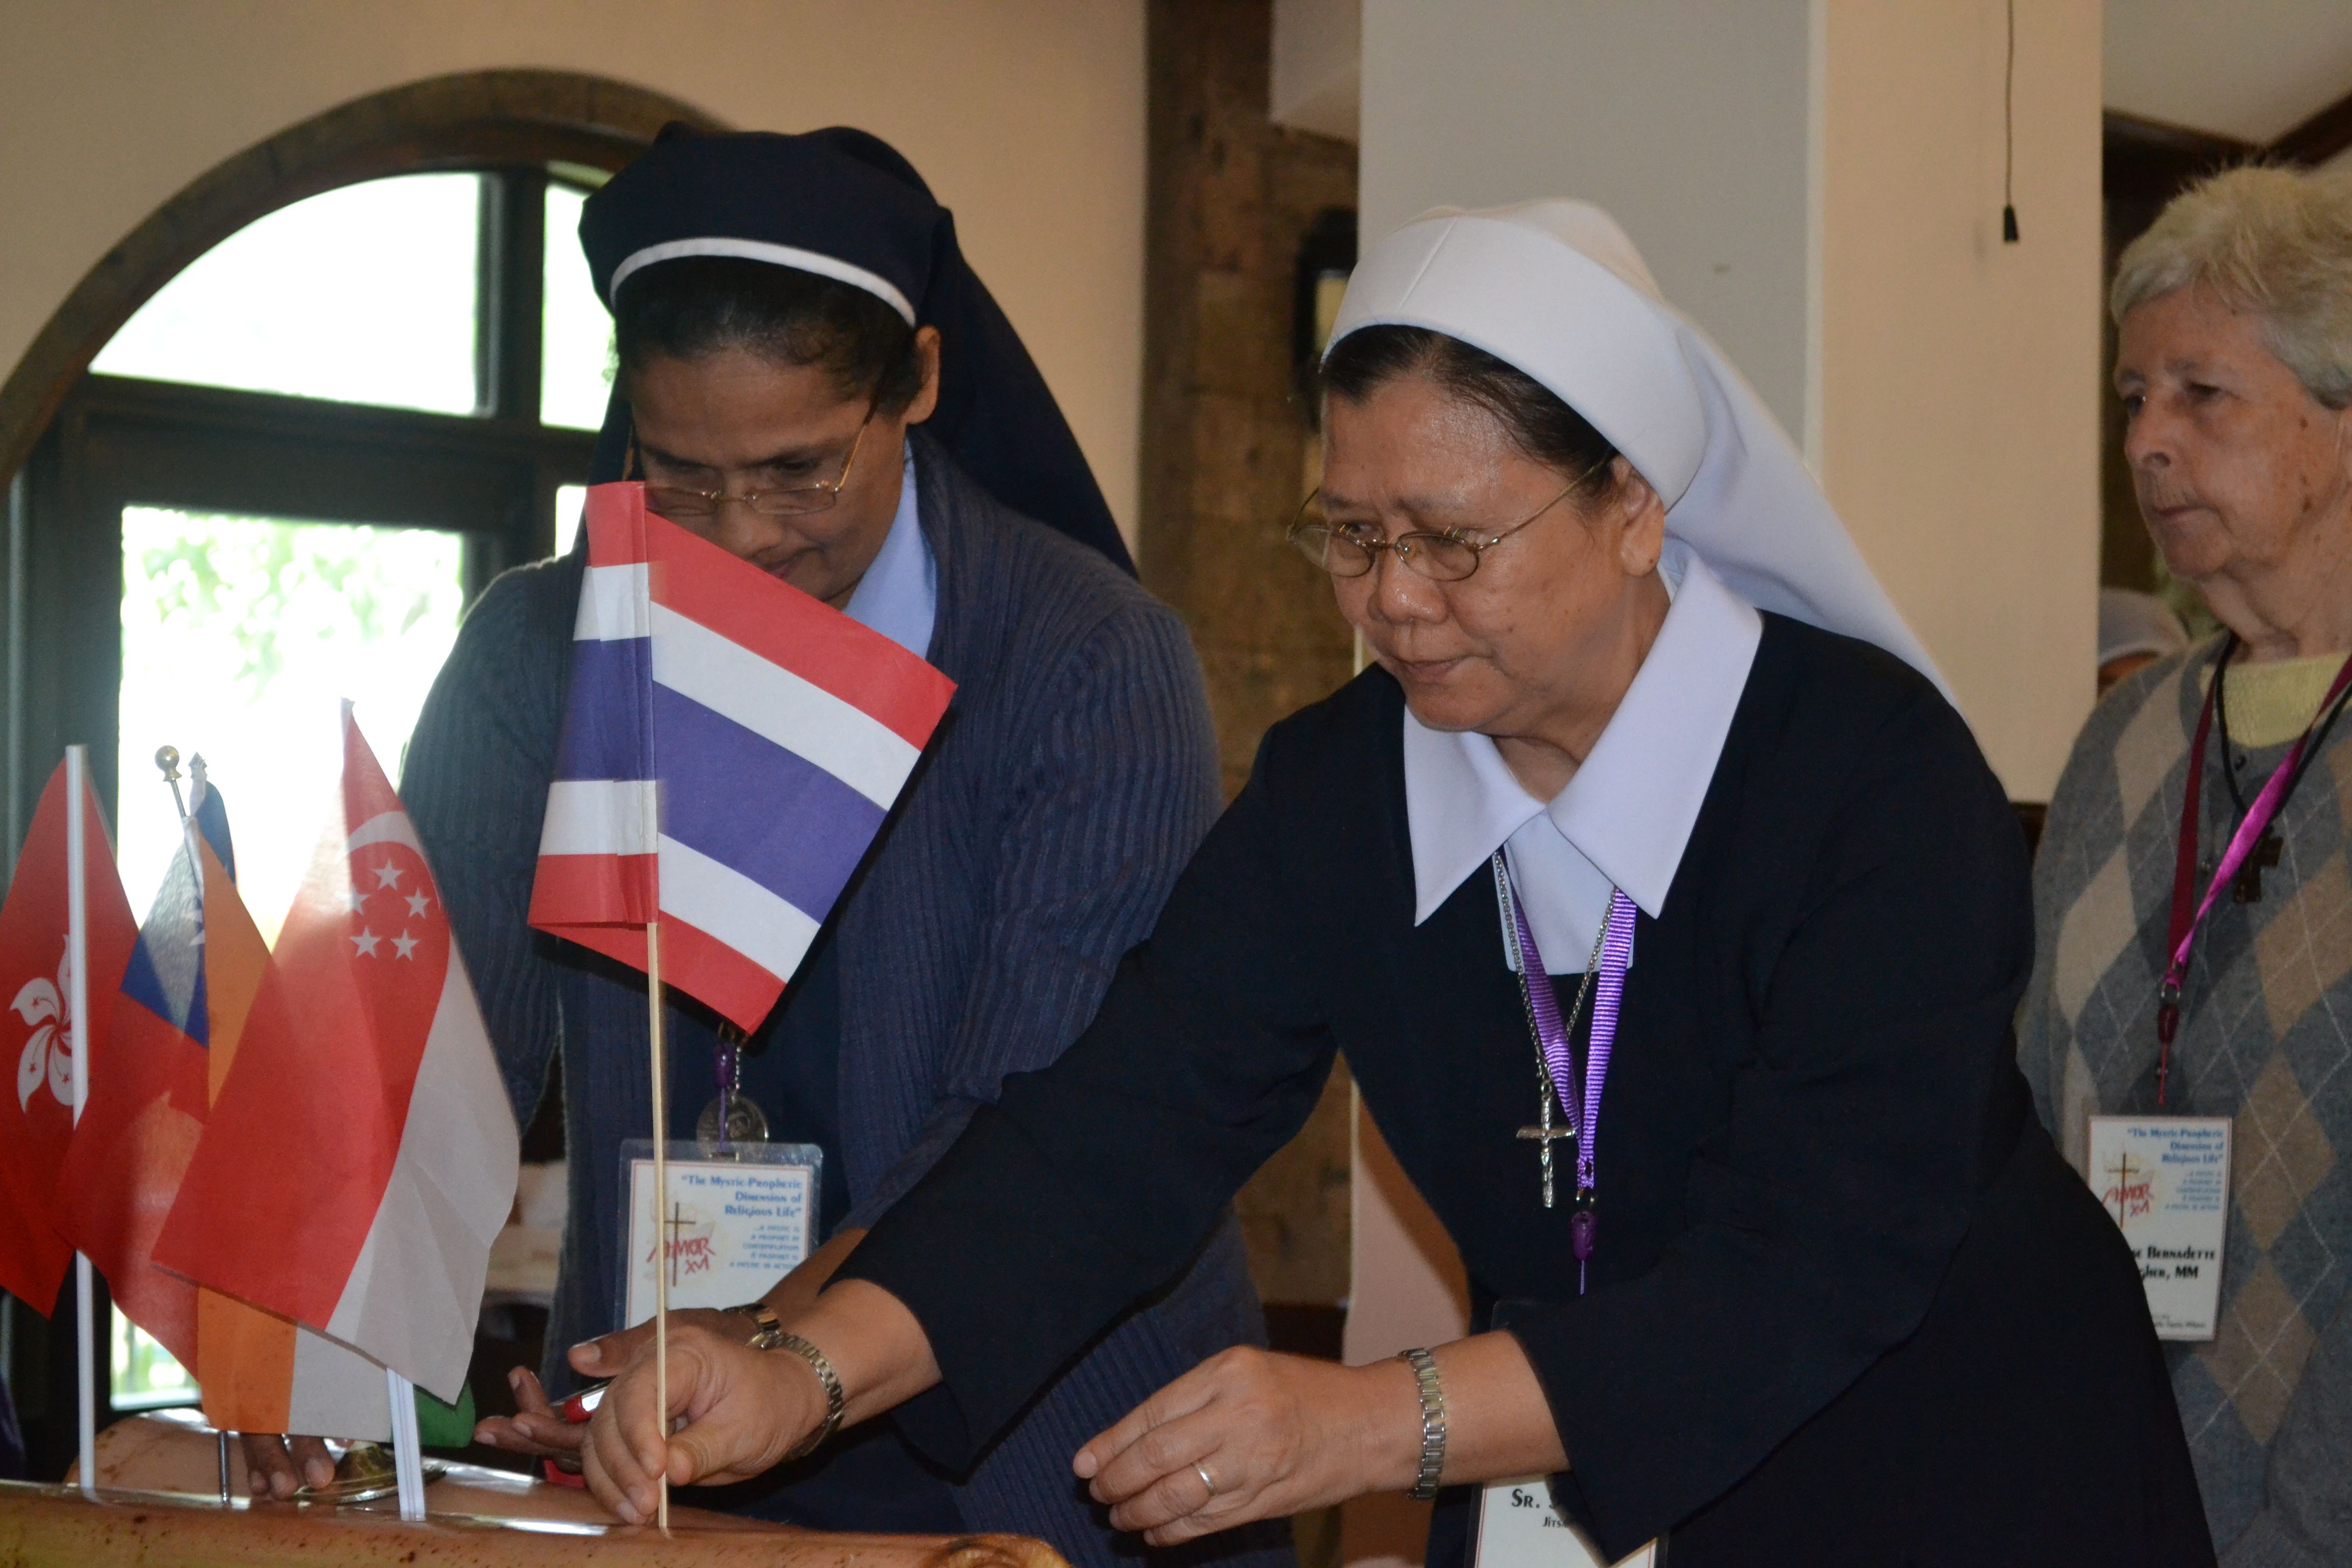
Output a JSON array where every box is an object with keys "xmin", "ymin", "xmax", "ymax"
[
  {"xmin": 0, "ymin": 68, "xmax": 722, "ymax": 1477},
  {"xmin": 4, "ymin": 70, "xmax": 725, "ymax": 852}
]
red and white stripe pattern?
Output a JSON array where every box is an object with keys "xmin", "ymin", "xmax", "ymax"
[{"xmin": 529, "ymin": 484, "xmax": 955, "ymax": 1032}]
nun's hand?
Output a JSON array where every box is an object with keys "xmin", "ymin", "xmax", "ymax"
[
  {"xmin": 470, "ymin": 1366, "xmax": 585, "ymax": 1467},
  {"xmin": 472, "ymin": 1311, "xmax": 745, "ymax": 1465},
  {"xmin": 1073, "ymin": 1348, "xmax": 1423, "ymax": 1546},
  {"xmin": 579, "ymin": 1323, "xmax": 830, "ymax": 1524}
]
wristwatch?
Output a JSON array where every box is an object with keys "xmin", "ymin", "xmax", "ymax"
[
  {"xmin": 726, "ymin": 1300, "xmax": 846, "ymax": 1460},
  {"xmin": 728, "ymin": 1299, "xmax": 788, "ymax": 1351}
]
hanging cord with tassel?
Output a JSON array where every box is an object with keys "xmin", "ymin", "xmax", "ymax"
[{"xmin": 2002, "ymin": 0, "xmax": 2020, "ymax": 243}]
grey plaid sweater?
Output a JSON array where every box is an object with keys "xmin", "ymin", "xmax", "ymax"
[
  {"xmin": 402, "ymin": 433, "xmax": 1282, "ymax": 1566},
  {"xmin": 2019, "ymin": 641, "xmax": 2352, "ymax": 1566}
]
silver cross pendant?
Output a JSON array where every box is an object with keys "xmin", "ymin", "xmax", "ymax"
[{"xmin": 1516, "ymin": 1095, "xmax": 1575, "ymax": 1208}]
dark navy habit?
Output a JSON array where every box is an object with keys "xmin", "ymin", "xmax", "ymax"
[{"xmin": 844, "ymin": 617, "xmax": 2217, "ymax": 1566}]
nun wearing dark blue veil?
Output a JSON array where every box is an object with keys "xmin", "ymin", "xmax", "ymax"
[{"xmin": 360, "ymin": 128, "xmax": 1278, "ymax": 1565}]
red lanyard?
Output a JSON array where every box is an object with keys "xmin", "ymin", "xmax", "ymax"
[{"xmin": 2158, "ymin": 645, "xmax": 2352, "ymax": 1103}]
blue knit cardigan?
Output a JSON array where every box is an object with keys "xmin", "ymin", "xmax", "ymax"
[{"xmin": 402, "ymin": 434, "xmax": 1278, "ymax": 1563}]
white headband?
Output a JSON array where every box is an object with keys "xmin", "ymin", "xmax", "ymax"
[{"xmin": 607, "ymin": 238, "xmax": 917, "ymax": 326}]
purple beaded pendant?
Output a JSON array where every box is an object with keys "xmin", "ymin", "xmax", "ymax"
[{"xmin": 1569, "ymin": 1206, "xmax": 1598, "ymax": 1261}]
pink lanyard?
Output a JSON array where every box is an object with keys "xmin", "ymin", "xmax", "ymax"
[{"xmin": 2157, "ymin": 644, "xmax": 2352, "ymax": 1103}]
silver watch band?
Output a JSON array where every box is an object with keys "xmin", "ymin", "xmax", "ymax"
[
  {"xmin": 1401, "ymin": 1347, "xmax": 1447, "ymax": 1500},
  {"xmin": 775, "ymin": 1332, "xmax": 847, "ymax": 1462}
]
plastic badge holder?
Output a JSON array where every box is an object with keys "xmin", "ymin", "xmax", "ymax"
[{"xmin": 618, "ymin": 1138, "xmax": 823, "ymax": 1329}]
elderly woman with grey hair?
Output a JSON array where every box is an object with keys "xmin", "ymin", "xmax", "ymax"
[{"xmin": 2019, "ymin": 163, "xmax": 2352, "ymax": 1563}]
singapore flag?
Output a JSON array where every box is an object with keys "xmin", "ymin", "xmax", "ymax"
[{"xmin": 156, "ymin": 706, "xmax": 518, "ymax": 1402}]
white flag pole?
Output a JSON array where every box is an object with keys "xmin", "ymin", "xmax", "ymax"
[
  {"xmin": 646, "ymin": 915, "xmax": 671, "ymax": 1533},
  {"xmin": 64, "ymin": 745, "xmax": 95, "ymax": 1502},
  {"xmin": 385, "ymin": 1366, "xmax": 426, "ymax": 1521},
  {"xmin": 156, "ymin": 747, "xmax": 238, "ymax": 1505}
]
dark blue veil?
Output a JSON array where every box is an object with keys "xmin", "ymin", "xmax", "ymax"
[{"xmin": 578, "ymin": 126, "xmax": 1132, "ymax": 573}]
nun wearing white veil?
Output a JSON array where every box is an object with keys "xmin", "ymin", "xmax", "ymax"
[{"xmin": 579, "ymin": 204, "xmax": 2213, "ymax": 1565}]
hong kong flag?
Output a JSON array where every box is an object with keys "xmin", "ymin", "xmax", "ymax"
[
  {"xmin": 0, "ymin": 760, "xmax": 138, "ymax": 1313},
  {"xmin": 156, "ymin": 709, "xmax": 518, "ymax": 1400}
]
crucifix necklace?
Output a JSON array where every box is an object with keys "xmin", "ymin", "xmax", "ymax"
[
  {"xmin": 1500, "ymin": 860, "xmax": 1607, "ymax": 1208},
  {"xmin": 1493, "ymin": 854, "xmax": 1638, "ymax": 1291}
]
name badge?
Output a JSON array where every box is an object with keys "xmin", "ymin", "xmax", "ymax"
[
  {"xmin": 1476, "ymin": 1476, "xmax": 1656, "ymax": 1568},
  {"xmin": 620, "ymin": 1139, "xmax": 821, "ymax": 1326},
  {"xmin": 2085, "ymin": 1115, "xmax": 2231, "ymax": 1340}
]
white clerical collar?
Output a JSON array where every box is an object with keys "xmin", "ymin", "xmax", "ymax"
[
  {"xmin": 843, "ymin": 447, "xmax": 938, "ymax": 659},
  {"xmin": 1402, "ymin": 539, "xmax": 1762, "ymax": 969}
]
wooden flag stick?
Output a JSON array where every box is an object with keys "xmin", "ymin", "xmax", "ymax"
[
  {"xmin": 646, "ymin": 917, "xmax": 670, "ymax": 1532},
  {"xmin": 64, "ymin": 745, "xmax": 95, "ymax": 1502}
]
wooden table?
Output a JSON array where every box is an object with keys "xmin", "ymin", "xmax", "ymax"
[{"xmin": 4, "ymin": 1413, "xmax": 1066, "ymax": 1568}]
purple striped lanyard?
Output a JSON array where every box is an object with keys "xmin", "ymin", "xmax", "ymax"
[{"xmin": 1500, "ymin": 856, "xmax": 1635, "ymax": 1293}]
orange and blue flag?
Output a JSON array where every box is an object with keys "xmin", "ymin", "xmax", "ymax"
[{"xmin": 57, "ymin": 782, "xmax": 238, "ymax": 1364}]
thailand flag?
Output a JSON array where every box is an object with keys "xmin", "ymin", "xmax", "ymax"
[
  {"xmin": 156, "ymin": 712, "xmax": 518, "ymax": 1403},
  {"xmin": 528, "ymin": 483, "xmax": 955, "ymax": 1032}
]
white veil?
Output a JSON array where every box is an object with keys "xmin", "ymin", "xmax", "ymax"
[{"xmin": 1328, "ymin": 199, "xmax": 1947, "ymax": 697}]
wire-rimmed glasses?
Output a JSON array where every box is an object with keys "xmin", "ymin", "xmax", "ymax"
[
  {"xmin": 642, "ymin": 406, "xmax": 877, "ymax": 521},
  {"xmin": 1286, "ymin": 481, "xmax": 1579, "ymax": 582}
]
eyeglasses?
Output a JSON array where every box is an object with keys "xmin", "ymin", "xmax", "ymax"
[
  {"xmin": 1286, "ymin": 481, "xmax": 1580, "ymax": 582},
  {"xmin": 640, "ymin": 407, "xmax": 877, "ymax": 521}
]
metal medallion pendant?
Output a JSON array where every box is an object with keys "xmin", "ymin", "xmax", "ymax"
[{"xmin": 696, "ymin": 1091, "xmax": 770, "ymax": 1147}]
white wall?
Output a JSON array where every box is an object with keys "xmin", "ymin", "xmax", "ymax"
[
  {"xmin": 0, "ymin": 0, "xmax": 1147, "ymax": 542},
  {"xmin": 1270, "ymin": 0, "xmax": 1362, "ymax": 142},
  {"xmin": 1816, "ymin": 1, "xmax": 2103, "ymax": 800},
  {"xmin": 1361, "ymin": 0, "xmax": 1814, "ymax": 438},
  {"xmin": 1359, "ymin": 0, "xmax": 2101, "ymax": 798}
]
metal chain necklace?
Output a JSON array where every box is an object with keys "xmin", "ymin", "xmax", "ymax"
[
  {"xmin": 1495, "ymin": 855, "xmax": 1608, "ymax": 1209},
  {"xmin": 1494, "ymin": 853, "xmax": 1639, "ymax": 1292}
]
